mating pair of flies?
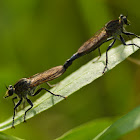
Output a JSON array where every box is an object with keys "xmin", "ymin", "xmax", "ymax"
[{"xmin": 5, "ymin": 14, "xmax": 140, "ymax": 128}]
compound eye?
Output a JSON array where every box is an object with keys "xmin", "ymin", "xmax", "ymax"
[
  {"xmin": 120, "ymin": 14, "xmax": 124, "ymax": 19},
  {"xmin": 8, "ymin": 90, "xmax": 13, "ymax": 96},
  {"xmin": 122, "ymin": 16, "xmax": 130, "ymax": 25},
  {"xmin": 5, "ymin": 85, "xmax": 14, "ymax": 98},
  {"xmin": 123, "ymin": 17, "xmax": 127, "ymax": 24},
  {"xmin": 9, "ymin": 85, "xmax": 13, "ymax": 89},
  {"xmin": 8, "ymin": 85, "xmax": 14, "ymax": 96}
]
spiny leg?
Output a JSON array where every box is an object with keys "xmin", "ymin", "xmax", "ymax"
[
  {"xmin": 12, "ymin": 96, "xmax": 17, "ymax": 111},
  {"xmin": 122, "ymin": 31, "xmax": 140, "ymax": 39},
  {"xmin": 98, "ymin": 47, "xmax": 101, "ymax": 57},
  {"xmin": 31, "ymin": 88, "xmax": 66, "ymax": 99},
  {"xmin": 46, "ymin": 82, "xmax": 56, "ymax": 88},
  {"xmin": 120, "ymin": 35, "xmax": 140, "ymax": 48},
  {"xmin": 12, "ymin": 98, "xmax": 23, "ymax": 128},
  {"xmin": 93, "ymin": 47, "xmax": 101, "ymax": 62},
  {"xmin": 93, "ymin": 37, "xmax": 114, "ymax": 63},
  {"xmin": 102, "ymin": 39, "xmax": 116, "ymax": 74},
  {"xmin": 24, "ymin": 97, "xmax": 33, "ymax": 122},
  {"xmin": 22, "ymin": 99, "xmax": 26, "ymax": 110}
]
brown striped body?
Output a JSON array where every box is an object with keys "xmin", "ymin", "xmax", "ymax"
[
  {"xmin": 5, "ymin": 65, "xmax": 66, "ymax": 128},
  {"xmin": 29, "ymin": 65, "xmax": 65, "ymax": 87},
  {"xmin": 63, "ymin": 19, "xmax": 124, "ymax": 70},
  {"xmin": 6, "ymin": 65, "xmax": 66, "ymax": 97},
  {"xmin": 77, "ymin": 19, "xmax": 122, "ymax": 56},
  {"xmin": 77, "ymin": 29, "xmax": 110, "ymax": 55}
]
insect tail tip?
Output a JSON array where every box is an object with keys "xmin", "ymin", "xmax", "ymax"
[{"xmin": 64, "ymin": 96, "xmax": 67, "ymax": 100}]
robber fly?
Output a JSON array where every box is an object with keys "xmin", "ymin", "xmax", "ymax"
[
  {"xmin": 5, "ymin": 65, "xmax": 67, "ymax": 128},
  {"xmin": 64, "ymin": 14, "xmax": 140, "ymax": 73}
]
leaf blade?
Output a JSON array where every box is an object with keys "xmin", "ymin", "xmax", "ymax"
[
  {"xmin": 0, "ymin": 38, "xmax": 139, "ymax": 130},
  {"xmin": 56, "ymin": 118, "xmax": 113, "ymax": 140},
  {"xmin": 93, "ymin": 106, "xmax": 140, "ymax": 140},
  {"xmin": 0, "ymin": 132, "xmax": 24, "ymax": 140}
]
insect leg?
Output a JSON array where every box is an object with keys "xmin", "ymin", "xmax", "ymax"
[
  {"xmin": 103, "ymin": 39, "xmax": 116, "ymax": 74},
  {"xmin": 98, "ymin": 47, "xmax": 101, "ymax": 57},
  {"xmin": 46, "ymin": 82, "xmax": 56, "ymax": 88},
  {"xmin": 93, "ymin": 37, "xmax": 114, "ymax": 62},
  {"xmin": 120, "ymin": 35, "xmax": 140, "ymax": 48},
  {"xmin": 22, "ymin": 99, "xmax": 26, "ymax": 109},
  {"xmin": 12, "ymin": 98, "xmax": 23, "ymax": 128},
  {"xmin": 12, "ymin": 96, "xmax": 17, "ymax": 109},
  {"xmin": 31, "ymin": 88, "xmax": 66, "ymax": 99},
  {"xmin": 92, "ymin": 47, "xmax": 101, "ymax": 62},
  {"xmin": 122, "ymin": 31, "xmax": 140, "ymax": 39},
  {"xmin": 24, "ymin": 97, "xmax": 33, "ymax": 122}
]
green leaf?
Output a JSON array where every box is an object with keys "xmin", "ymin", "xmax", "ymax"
[
  {"xmin": 93, "ymin": 106, "xmax": 140, "ymax": 140},
  {"xmin": 0, "ymin": 38, "xmax": 139, "ymax": 131},
  {"xmin": 56, "ymin": 105, "xmax": 140, "ymax": 140},
  {"xmin": 0, "ymin": 132, "xmax": 24, "ymax": 140},
  {"xmin": 56, "ymin": 118, "xmax": 113, "ymax": 140}
]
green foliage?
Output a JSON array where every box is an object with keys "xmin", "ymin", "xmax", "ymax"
[
  {"xmin": 1, "ymin": 0, "xmax": 140, "ymax": 139},
  {"xmin": 57, "ymin": 118, "xmax": 113, "ymax": 140},
  {"xmin": 0, "ymin": 132, "xmax": 23, "ymax": 140},
  {"xmin": 96, "ymin": 106, "xmax": 140, "ymax": 140},
  {"xmin": 0, "ymin": 38, "xmax": 139, "ymax": 140},
  {"xmin": 57, "ymin": 106, "xmax": 140, "ymax": 140}
]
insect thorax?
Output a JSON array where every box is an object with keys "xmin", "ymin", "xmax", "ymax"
[
  {"xmin": 14, "ymin": 78, "xmax": 32, "ymax": 97},
  {"xmin": 105, "ymin": 20, "xmax": 123, "ymax": 36}
]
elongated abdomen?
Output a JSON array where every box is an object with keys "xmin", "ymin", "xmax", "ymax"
[
  {"xmin": 77, "ymin": 29, "xmax": 109, "ymax": 55},
  {"xmin": 30, "ymin": 65, "xmax": 65, "ymax": 87}
]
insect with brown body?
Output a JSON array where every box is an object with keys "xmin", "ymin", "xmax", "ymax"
[
  {"xmin": 64, "ymin": 14, "xmax": 140, "ymax": 73},
  {"xmin": 5, "ymin": 65, "xmax": 67, "ymax": 128}
]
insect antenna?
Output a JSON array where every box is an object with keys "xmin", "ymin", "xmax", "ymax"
[{"xmin": 5, "ymin": 84, "xmax": 8, "ymax": 89}]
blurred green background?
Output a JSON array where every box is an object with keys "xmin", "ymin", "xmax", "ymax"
[{"xmin": 0, "ymin": 0, "xmax": 140, "ymax": 139}]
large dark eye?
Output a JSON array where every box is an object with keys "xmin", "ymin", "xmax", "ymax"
[
  {"xmin": 123, "ymin": 17, "xmax": 128, "ymax": 25},
  {"xmin": 119, "ymin": 14, "xmax": 129, "ymax": 25},
  {"xmin": 8, "ymin": 85, "xmax": 14, "ymax": 96},
  {"xmin": 120, "ymin": 14, "xmax": 124, "ymax": 19},
  {"xmin": 5, "ymin": 85, "xmax": 14, "ymax": 98}
]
